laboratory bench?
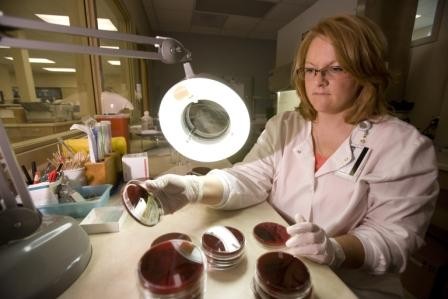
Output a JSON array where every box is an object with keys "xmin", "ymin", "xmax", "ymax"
[
  {"xmin": 58, "ymin": 150, "xmax": 357, "ymax": 299},
  {"xmin": 59, "ymin": 197, "xmax": 356, "ymax": 299}
]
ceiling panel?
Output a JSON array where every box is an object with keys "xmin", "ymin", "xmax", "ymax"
[
  {"xmin": 222, "ymin": 15, "xmax": 259, "ymax": 31},
  {"xmin": 189, "ymin": 25, "xmax": 221, "ymax": 35},
  {"xmin": 142, "ymin": 0, "xmax": 318, "ymax": 40},
  {"xmin": 253, "ymin": 19, "xmax": 286, "ymax": 33},
  {"xmin": 264, "ymin": 3, "xmax": 310, "ymax": 20},
  {"xmin": 152, "ymin": 0, "xmax": 195, "ymax": 11},
  {"xmin": 158, "ymin": 10, "xmax": 192, "ymax": 31},
  {"xmin": 195, "ymin": 0, "xmax": 276, "ymax": 18}
]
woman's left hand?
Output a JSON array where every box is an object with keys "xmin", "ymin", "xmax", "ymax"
[{"xmin": 285, "ymin": 214, "xmax": 345, "ymax": 267}]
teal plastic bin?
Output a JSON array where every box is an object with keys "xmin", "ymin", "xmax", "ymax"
[{"xmin": 38, "ymin": 184, "xmax": 113, "ymax": 218}]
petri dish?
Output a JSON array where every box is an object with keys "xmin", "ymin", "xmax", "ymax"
[
  {"xmin": 122, "ymin": 180, "xmax": 163, "ymax": 227},
  {"xmin": 253, "ymin": 222, "xmax": 289, "ymax": 247},
  {"xmin": 254, "ymin": 251, "xmax": 311, "ymax": 299},
  {"xmin": 202, "ymin": 226, "xmax": 245, "ymax": 256},
  {"xmin": 151, "ymin": 232, "xmax": 192, "ymax": 247},
  {"xmin": 201, "ymin": 225, "xmax": 245, "ymax": 269},
  {"xmin": 138, "ymin": 239, "xmax": 206, "ymax": 298}
]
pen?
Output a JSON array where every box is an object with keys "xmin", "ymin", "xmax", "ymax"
[
  {"xmin": 21, "ymin": 165, "xmax": 33, "ymax": 185},
  {"xmin": 31, "ymin": 161, "xmax": 37, "ymax": 179}
]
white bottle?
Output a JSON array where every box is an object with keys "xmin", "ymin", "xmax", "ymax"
[{"xmin": 141, "ymin": 111, "xmax": 153, "ymax": 130}]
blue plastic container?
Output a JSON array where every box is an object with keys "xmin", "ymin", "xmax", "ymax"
[{"xmin": 38, "ymin": 184, "xmax": 113, "ymax": 218}]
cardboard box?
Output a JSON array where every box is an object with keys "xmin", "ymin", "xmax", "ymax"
[
  {"xmin": 122, "ymin": 152, "xmax": 149, "ymax": 181},
  {"xmin": 80, "ymin": 206, "xmax": 126, "ymax": 234}
]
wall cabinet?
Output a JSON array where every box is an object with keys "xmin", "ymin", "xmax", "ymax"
[{"xmin": 5, "ymin": 121, "xmax": 76, "ymax": 143}]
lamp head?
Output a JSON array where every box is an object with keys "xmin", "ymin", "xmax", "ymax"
[{"xmin": 158, "ymin": 37, "xmax": 192, "ymax": 64}]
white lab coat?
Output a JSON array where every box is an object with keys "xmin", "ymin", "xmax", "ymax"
[{"xmin": 209, "ymin": 111, "xmax": 439, "ymax": 299}]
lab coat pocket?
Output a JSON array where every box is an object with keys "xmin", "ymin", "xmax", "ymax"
[{"xmin": 335, "ymin": 146, "xmax": 371, "ymax": 182}]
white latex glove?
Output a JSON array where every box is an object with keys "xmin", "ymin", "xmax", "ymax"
[
  {"xmin": 145, "ymin": 174, "xmax": 203, "ymax": 214},
  {"xmin": 285, "ymin": 214, "xmax": 345, "ymax": 268}
]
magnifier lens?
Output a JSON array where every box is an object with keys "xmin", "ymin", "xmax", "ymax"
[{"xmin": 183, "ymin": 100, "xmax": 230, "ymax": 139}]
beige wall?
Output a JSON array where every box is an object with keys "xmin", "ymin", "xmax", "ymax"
[
  {"xmin": 276, "ymin": 0, "xmax": 357, "ymax": 67},
  {"xmin": 147, "ymin": 32, "xmax": 276, "ymax": 119},
  {"xmin": 407, "ymin": 0, "xmax": 448, "ymax": 136}
]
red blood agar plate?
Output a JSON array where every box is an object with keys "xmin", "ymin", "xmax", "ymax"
[
  {"xmin": 253, "ymin": 222, "xmax": 289, "ymax": 247},
  {"xmin": 254, "ymin": 251, "xmax": 311, "ymax": 298},
  {"xmin": 151, "ymin": 232, "xmax": 192, "ymax": 247},
  {"xmin": 138, "ymin": 239, "xmax": 205, "ymax": 297}
]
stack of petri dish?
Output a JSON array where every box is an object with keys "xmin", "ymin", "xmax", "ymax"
[
  {"xmin": 138, "ymin": 239, "xmax": 206, "ymax": 299},
  {"xmin": 201, "ymin": 225, "xmax": 245, "ymax": 270},
  {"xmin": 252, "ymin": 251, "xmax": 312, "ymax": 299}
]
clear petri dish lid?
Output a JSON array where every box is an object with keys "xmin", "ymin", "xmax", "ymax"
[
  {"xmin": 122, "ymin": 180, "xmax": 163, "ymax": 227},
  {"xmin": 256, "ymin": 251, "xmax": 311, "ymax": 297},
  {"xmin": 201, "ymin": 225, "xmax": 245, "ymax": 257},
  {"xmin": 253, "ymin": 222, "xmax": 289, "ymax": 247},
  {"xmin": 151, "ymin": 232, "xmax": 192, "ymax": 248},
  {"xmin": 139, "ymin": 239, "xmax": 205, "ymax": 295}
]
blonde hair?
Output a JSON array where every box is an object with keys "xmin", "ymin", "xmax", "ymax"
[{"xmin": 292, "ymin": 15, "xmax": 392, "ymax": 123}]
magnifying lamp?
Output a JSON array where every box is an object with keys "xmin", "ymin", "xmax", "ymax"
[
  {"xmin": 159, "ymin": 64, "xmax": 250, "ymax": 162},
  {"xmin": 0, "ymin": 11, "xmax": 250, "ymax": 298}
]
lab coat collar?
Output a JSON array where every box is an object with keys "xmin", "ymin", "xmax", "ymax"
[
  {"xmin": 292, "ymin": 120, "xmax": 355, "ymax": 177},
  {"xmin": 315, "ymin": 121, "xmax": 373, "ymax": 177},
  {"xmin": 292, "ymin": 122, "xmax": 315, "ymax": 196},
  {"xmin": 315, "ymin": 137, "xmax": 353, "ymax": 177},
  {"xmin": 293, "ymin": 120, "xmax": 314, "ymax": 157}
]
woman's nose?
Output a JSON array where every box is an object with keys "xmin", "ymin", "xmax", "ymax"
[{"xmin": 315, "ymin": 72, "xmax": 329, "ymax": 85}]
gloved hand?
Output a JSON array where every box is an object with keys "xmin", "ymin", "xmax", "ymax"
[
  {"xmin": 285, "ymin": 214, "xmax": 345, "ymax": 268},
  {"xmin": 145, "ymin": 174, "xmax": 203, "ymax": 214}
]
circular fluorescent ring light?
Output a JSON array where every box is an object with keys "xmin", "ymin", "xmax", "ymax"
[{"xmin": 159, "ymin": 77, "xmax": 250, "ymax": 162}]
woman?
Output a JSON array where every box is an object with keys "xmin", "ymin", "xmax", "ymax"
[{"xmin": 145, "ymin": 15, "xmax": 439, "ymax": 298}]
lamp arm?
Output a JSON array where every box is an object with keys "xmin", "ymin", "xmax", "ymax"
[
  {"xmin": 0, "ymin": 121, "xmax": 34, "ymax": 210},
  {"xmin": 0, "ymin": 11, "xmax": 191, "ymax": 64}
]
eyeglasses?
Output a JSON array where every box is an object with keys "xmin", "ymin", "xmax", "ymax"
[{"xmin": 296, "ymin": 66, "xmax": 346, "ymax": 80}]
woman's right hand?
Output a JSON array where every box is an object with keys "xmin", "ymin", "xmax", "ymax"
[{"xmin": 145, "ymin": 174, "xmax": 203, "ymax": 214}]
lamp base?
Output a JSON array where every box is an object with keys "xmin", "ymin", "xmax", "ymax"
[{"xmin": 0, "ymin": 214, "xmax": 92, "ymax": 298}]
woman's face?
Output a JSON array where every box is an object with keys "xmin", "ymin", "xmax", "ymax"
[{"xmin": 304, "ymin": 35, "xmax": 359, "ymax": 119}]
